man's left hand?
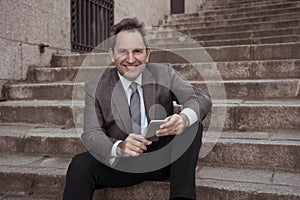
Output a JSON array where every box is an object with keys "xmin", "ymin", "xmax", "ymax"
[{"xmin": 156, "ymin": 114, "xmax": 188, "ymax": 136}]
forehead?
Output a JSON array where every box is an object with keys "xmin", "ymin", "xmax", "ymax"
[{"xmin": 115, "ymin": 30, "xmax": 145, "ymax": 49}]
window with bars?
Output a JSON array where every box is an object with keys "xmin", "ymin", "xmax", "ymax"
[{"xmin": 71, "ymin": 0, "xmax": 114, "ymax": 52}]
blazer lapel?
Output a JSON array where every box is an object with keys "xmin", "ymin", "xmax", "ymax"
[
  {"xmin": 110, "ymin": 69, "xmax": 132, "ymax": 133},
  {"xmin": 142, "ymin": 66, "xmax": 156, "ymax": 122}
]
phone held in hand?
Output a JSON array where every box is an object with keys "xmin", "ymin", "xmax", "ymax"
[{"xmin": 144, "ymin": 120, "xmax": 165, "ymax": 141}]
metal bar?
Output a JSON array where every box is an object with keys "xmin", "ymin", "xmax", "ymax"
[{"xmin": 71, "ymin": 0, "xmax": 114, "ymax": 52}]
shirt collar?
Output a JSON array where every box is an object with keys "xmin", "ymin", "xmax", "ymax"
[{"xmin": 117, "ymin": 72, "xmax": 142, "ymax": 91}]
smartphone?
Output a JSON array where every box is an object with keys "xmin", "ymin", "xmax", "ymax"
[{"xmin": 144, "ymin": 120, "xmax": 165, "ymax": 141}]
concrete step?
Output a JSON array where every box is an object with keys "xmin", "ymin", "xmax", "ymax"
[
  {"xmin": 26, "ymin": 66, "xmax": 112, "ymax": 82},
  {"xmin": 190, "ymin": 27, "xmax": 300, "ymax": 43},
  {"xmin": 208, "ymin": 0, "xmax": 296, "ymax": 8},
  {"xmin": 0, "ymin": 153, "xmax": 68, "ymax": 198},
  {"xmin": 0, "ymin": 195, "xmax": 58, "ymax": 200},
  {"xmin": 163, "ymin": 6, "xmax": 300, "ymax": 25},
  {"xmin": 0, "ymin": 153, "xmax": 299, "ymax": 199},
  {"xmin": 0, "ymin": 124, "xmax": 84, "ymax": 155},
  {"xmin": 51, "ymin": 42, "xmax": 300, "ymax": 67},
  {"xmin": 192, "ymin": 79, "xmax": 300, "ymax": 99},
  {"xmin": 150, "ymin": 35, "xmax": 300, "ymax": 48},
  {"xmin": 150, "ymin": 26, "xmax": 300, "ymax": 44},
  {"xmin": 0, "ymin": 124, "xmax": 299, "ymax": 170},
  {"xmin": 209, "ymin": 0, "xmax": 295, "ymax": 5},
  {"xmin": 151, "ymin": 42, "xmax": 300, "ymax": 63},
  {"xmin": 3, "ymin": 82, "xmax": 83, "ymax": 100},
  {"xmin": 4, "ymin": 79, "xmax": 300, "ymax": 100},
  {"xmin": 165, "ymin": 19, "xmax": 300, "ymax": 36},
  {"xmin": 166, "ymin": 1, "xmax": 300, "ymax": 20},
  {"xmin": 99, "ymin": 165, "xmax": 300, "ymax": 199},
  {"xmin": 0, "ymin": 100, "xmax": 83, "ymax": 128},
  {"xmin": 162, "ymin": 12, "xmax": 300, "ymax": 30},
  {"xmin": 207, "ymin": 0, "xmax": 300, "ymax": 11},
  {"xmin": 28, "ymin": 60, "xmax": 300, "ymax": 82},
  {"xmin": 0, "ymin": 99, "xmax": 299, "ymax": 131},
  {"xmin": 176, "ymin": 60, "xmax": 300, "ymax": 81}
]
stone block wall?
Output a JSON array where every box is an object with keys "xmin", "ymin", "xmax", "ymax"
[
  {"xmin": 0, "ymin": 0, "xmax": 205, "ymax": 84},
  {"xmin": 114, "ymin": 0, "xmax": 205, "ymax": 26},
  {"xmin": 0, "ymin": 0, "xmax": 71, "ymax": 81}
]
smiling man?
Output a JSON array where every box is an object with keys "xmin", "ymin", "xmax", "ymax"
[{"xmin": 63, "ymin": 18, "xmax": 212, "ymax": 200}]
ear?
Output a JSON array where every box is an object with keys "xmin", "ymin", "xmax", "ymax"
[
  {"xmin": 146, "ymin": 48, "xmax": 151, "ymax": 63},
  {"xmin": 109, "ymin": 48, "xmax": 115, "ymax": 63}
]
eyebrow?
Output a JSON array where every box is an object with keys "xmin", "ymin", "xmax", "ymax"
[{"xmin": 117, "ymin": 47, "xmax": 146, "ymax": 51}]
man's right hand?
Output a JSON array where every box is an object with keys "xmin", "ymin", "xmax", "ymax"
[{"xmin": 117, "ymin": 133, "xmax": 151, "ymax": 157}]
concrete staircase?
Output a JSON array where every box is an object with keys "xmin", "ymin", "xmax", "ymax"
[{"xmin": 0, "ymin": 0, "xmax": 300, "ymax": 199}]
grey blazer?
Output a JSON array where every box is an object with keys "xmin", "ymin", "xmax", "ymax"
[{"xmin": 81, "ymin": 63, "xmax": 212, "ymax": 165}]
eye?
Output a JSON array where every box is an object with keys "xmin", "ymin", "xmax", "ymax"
[
  {"xmin": 133, "ymin": 49, "xmax": 144, "ymax": 55},
  {"xmin": 118, "ymin": 49, "xmax": 128, "ymax": 55}
]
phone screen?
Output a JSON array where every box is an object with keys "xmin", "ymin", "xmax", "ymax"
[{"xmin": 144, "ymin": 120, "xmax": 165, "ymax": 141}]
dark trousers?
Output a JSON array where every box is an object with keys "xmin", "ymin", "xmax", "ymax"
[{"xmin": 63, "ymin": 123, "xmax": 202, "ymax": 200}]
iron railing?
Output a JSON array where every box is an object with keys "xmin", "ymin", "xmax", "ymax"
[{"xmin": 71, "ymin": 0, "xmax": 114, "ymax": 52}]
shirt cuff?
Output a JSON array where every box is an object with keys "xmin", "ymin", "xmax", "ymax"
[
  {"xmin": 111, "ymin": 140, "xmax": 123, "ymax": 157},
  {"xmin": 181, "ymin": 108, "xmax": 198, "ymax": 126}
]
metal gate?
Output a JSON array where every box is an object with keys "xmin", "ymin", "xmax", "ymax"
[{"xmin": 71, "ymin": 0, "xmax": 114, "ymax": 52}]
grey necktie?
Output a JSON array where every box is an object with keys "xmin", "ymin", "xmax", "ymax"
[{"xmin": 130, "ymin": 82, "xmax": 141, "ymax": 134}]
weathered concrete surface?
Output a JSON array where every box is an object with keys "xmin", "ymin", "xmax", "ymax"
[
  {"xmin": 4, "ymin": 79, "xmax": 299, "ymax": 100},
  {"xmin": 163, "ymin": 7, "xmax": 300, "ymax": 24},
  {"xmin": 51, "ymin": 43, "xmax": 300, "ymax": 67},
  {"xmin": 28, "ymin": 60, "xmax": 300, "ymax": 82},
  {"xmin": 0, "ymin": 0, "xmax": 71, "ymax": 80},
  {"xmin": 0, "ymin": 124, "xmax": 299, "ymax": 170},
  {"xmin": 0, "ymin": 153, "xmax": 299, "ymax": 200},
  {"xmin": 163, "ymin": 12, "xmax": 300, "ymax": 29},
  {"xmin": 1, "ymin": 99, "xmax": 299, "ymax": 130}
]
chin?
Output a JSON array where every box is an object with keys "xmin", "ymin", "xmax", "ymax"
[{"xmin": 123, "ymin": 72, "xmax": 140, "ymax": 80}]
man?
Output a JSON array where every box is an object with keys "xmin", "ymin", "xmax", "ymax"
[{"xmin": 63, "ymin": 18, "xmax": 211, "ymax": 200}]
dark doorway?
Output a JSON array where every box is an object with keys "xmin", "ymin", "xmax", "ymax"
[{"xmin": 171, "ymin": 0, "xmax": 185, "ymax": 14}]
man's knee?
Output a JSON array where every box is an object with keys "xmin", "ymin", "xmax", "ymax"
[{"xmin": 66, "ymin": 152, "xmax": 97, "ymax": 179}]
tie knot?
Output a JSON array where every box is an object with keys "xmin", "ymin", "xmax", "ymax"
[{"xmin": 130, "ymin": 82, "xmax": 138, "ymax": 92}]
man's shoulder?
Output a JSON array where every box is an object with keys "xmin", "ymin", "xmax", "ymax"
[
  {"xmin": 84, "ymin": 67, "xmax": 116, "ymax": 91},
  {"xmin": 146, "ymin": 63, "xmax": 171, "ymax": 69},
  {"xmin": 145, "ymin": 63, "xmax": 172, "ymax": 75}
]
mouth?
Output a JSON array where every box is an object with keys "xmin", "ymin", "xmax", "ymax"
[{"xmin": 123, "ymin": 64, "xmax": 140, "ymax": 70}]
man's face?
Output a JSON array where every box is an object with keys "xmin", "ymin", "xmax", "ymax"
[{"xmin": 110, "ymin": 30, "xmax": 150, "ymax": 80}]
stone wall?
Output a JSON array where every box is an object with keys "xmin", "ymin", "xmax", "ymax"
[
  {"xmin": 0, "ymin": 0, "xmax": 205, "ymax": 83},
  {"xmin": 114, "ymin": 0, "xmax": 205, "ymax": 26},
  {"xmin": 0, "ymin": 0, "xmax": 71, "ymax": 81},
  {"xmin": 114, "ymin": 0, "xmax": 170, "ymax": 26},
  {"xmin": 186, "ymin": 0, "xmax": 206, "ymax": 13}
]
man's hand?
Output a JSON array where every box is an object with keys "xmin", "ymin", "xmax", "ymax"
[
  {"xmin": 117, "ymin": 134, "xmax": 151, "ymax": 157},
  {"xmin": 156, "ymin": 114, "xmax": 189, "ymax": 137}
]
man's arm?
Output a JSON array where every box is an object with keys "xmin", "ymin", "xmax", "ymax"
[
  {"xmin": 81, "ymin": 81, "xmax": 116, "ymax": 165},
  {"xmin": 157, "ymin": 64, "xmax": 212, "ymax": 136}
]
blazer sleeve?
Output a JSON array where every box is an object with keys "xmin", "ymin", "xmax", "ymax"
[
  {"xmin": 81, "ymin": 80, "xmax": 115, "ymax": 166},
  {"xmin": 167, "ymin": 64, "xmax": 212, "ymax": 121}
]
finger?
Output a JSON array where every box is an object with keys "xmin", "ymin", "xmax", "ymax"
[
  {"xmin": 122, "ymin": 148, "xmax": 140, "ymax": 157},
  {"xmin": 128, "ymin": 139, "xmax": 148, "ymax": 152},
  {"xmin": 118, "ymin": 140, "xmax": 145, "ymax": 157},
  {"xmin": 129, "ymin": 133, "xmax": 151, "ymax": 145},
  {"xmin": 157, "ymin": 121, "xmax": 183, "ymax": 136},
  {"xmin": 160, "ymin": 115, "xmax": 179, "ymax": 129},
  {"xmin": 124, "ymin": 142, "xmax": 144, "ymax": 154}
]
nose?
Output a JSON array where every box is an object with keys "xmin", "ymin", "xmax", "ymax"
[{"xmin": 127, "ymin": 51, "xmax": 135, "ymax": 63}]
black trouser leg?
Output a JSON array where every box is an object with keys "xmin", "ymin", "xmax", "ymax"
[
  {"xmin": 62, "ymin": 152, "xmax": 148, "ymax": 200},
  {"xmin": 63, "ymin": 152, "xmax": 98, "ymax": 200},
  {"xmin": 170, "ymin": 123, "xmax": 203, "ymax": 199}
]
